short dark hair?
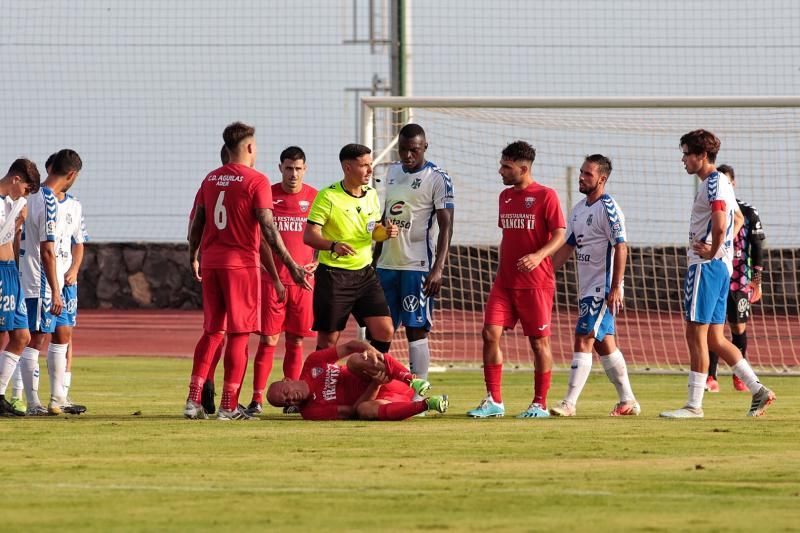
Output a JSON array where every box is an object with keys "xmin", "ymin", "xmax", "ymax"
[
  {"xmin": 585, "ymin": 154, "xmax": 612, "ymax": 177},
  {"xmin": 222, "ymin": 121, "xmax": 256, "ymax": 151},
  {"xmin": 7, "ymin": 158, "xmax": 41, "ymax": 193},
  {"xmin": 501, "ymin": 140, "xmax": 536, "ymax": 163},
  {"xmin": 399, "ymin": 123, "xmax": 426, "ymax": 139},
  {"xmin": 280, "ymin": 146, "xmax": 306, "ymax": 163},
  {"xmin": 680, "ymin": 129, "xmax": 721, "ymax": 163},
  {"xmin": 717, "ymin": 164, "xmax": 735, "ymax": 181},
  {"xmin": 50, "ymin": 149, "xmax": 82, "ymax": 176},
  {"xmin": 220, "ymin": 145, "xmax": 230, "ymax": 165},
  {"xmin": 45, "ymin": 152, "xmax": 57, "ymax": 172},
  {"xmin": 339, "ymin": 143, "xmax": 371, "ymax": 162}
]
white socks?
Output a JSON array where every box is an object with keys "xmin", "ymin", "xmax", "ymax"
[
  {"xmin": 11, "ymin": 362, "xmax": 23, "ymax": 398},
  {"xmin": 47, "ymin": 343, "xmax": 69, "ymax": 404},
  {"xmin": 601, "ymin": 350, "xmax": 636, "ymax": 403},
  {"xmin": 64, "ymin": 371, "xmax": 72, "ymax": 398},
  {"xmin": 21, "ymin": 347, "xmax": 41, "ymax": 407},
  {"xmin": 0, "ymin": 351, "xmax": 21, "ymax": 395},
  {"xmin": 408, "ymin": 338, "xmax": 430, "ymax": 381},
  {"xmin": 564, "ymin": 352, "xmax": 593, "ymax": 406},
  {"xmin": 687, "ymin": 371, "xmax": 707, "ymax": 409},
  {"xmin": 731, "ymin": 359, "xmax": 762, "ymax": 394}
]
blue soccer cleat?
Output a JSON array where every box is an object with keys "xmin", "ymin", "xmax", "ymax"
[
  {"xmin": 516, "ymin": 402, "xmax": 550, "ymax": 418},
  {"xmin": 466, "ymin": 395, "xmax": 505, "ymax": 418}
]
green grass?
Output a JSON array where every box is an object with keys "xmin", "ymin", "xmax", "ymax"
[{"xmin": 2, "ymin": 357, "xmax": 799, "ymax": 532}]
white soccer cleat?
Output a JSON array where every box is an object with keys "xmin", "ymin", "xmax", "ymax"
[
  {"xmin": 184, "ymin": 400, "xmax": 208, "ymax": 420},
  {"xmin": 549, "ymin": 400, "xmax": 576, "ymax": 417},
  {"xmin": 747, "ymin": 386, "xmax": 776, "ymax": 417},
  {"xmin": 610, "ymin": 401, "xmax": 641, "ymax": 416},
  {"xmin": 659, "ymin": 405, "xmax": 703, "ymax": 418}
]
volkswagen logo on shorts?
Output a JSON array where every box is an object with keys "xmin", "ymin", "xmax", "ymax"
[
  {"xmin": 402, "ymin": 295, "xmax": 419, "ymax": 312},
  {"xmin": 737, "ymin": 298, "xmax": 749, "ymax": 314}
]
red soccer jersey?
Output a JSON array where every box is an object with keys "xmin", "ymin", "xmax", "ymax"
[
  {"xmin": 496, "ymin": 182, "xmax": 565, "ymax": 289},
  {"xmin": 299, "ymin": 347, "xmax": 369, "ymax": 420},
  {"xmin": 197, "ymin": 163, "xmax": 272, "ymax": 269},
  {"xmin": 271, "ymin": 183, "xmax": 318, "ymax": 285}
]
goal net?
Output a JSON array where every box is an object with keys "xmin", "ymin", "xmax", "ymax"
[{"xmin": 362, "ymin": 96, "xmax": 800, "ymax": 372}]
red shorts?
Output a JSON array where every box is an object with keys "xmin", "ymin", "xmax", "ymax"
[
  {"xmin": 484, "ymin": 284, "xmax": 554, "ymax": 337},
  {"xmin": 376, "ymin": 379, "xmax": 414, "ymax": 402},
  {"xmin": 202, "ymin": 267, "xmax": 260, "ymax": 334},
  {"xmin": 260, "ymin": 276, "xmax": 314, "ymax": 337}
]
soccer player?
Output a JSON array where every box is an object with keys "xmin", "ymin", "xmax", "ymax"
[
  {"xmin": 0, "ymin": 158, "xmax": 40, "ymax": 417},
  {"xmin": 660, "ymin": 129, "xmax": 775, "ymax": 418},
  {"xmin": 549, "ymin": 155, "xmax": 640, "ymax": 417},
  {"xmin": 706, "ymin": 164, "xmax": 765, "ymax": 393},
  {"xmin": 303, "ymin": 144, "xmax": 398, "ymax": 354},
  {"xmin": 467, "ymin": 141, "xmax": 566, "ymax": 419},
  {"xmin": 265, "ymin": 339, "xmax": 448, "ymax": 420},
  {"xmin": 374, "ymin": 124, "xmax": 454, "ymax": 398},
  {"xmin": 19, "ymin": 149, "xmax": 85, "ymax": 416},
  {"xmin": 246, "ymin": 146, "xmax": 318, "ymax": 416},
  {"xmin": 184, "ymin": 121, "xmax": 311, "ymax": 421}
]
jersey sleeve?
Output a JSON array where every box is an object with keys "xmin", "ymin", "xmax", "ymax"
[
  {"xmin": 565, "ymin": 209, "xmax": 577, "ymax": 246},
  {"xmin": 602, "ymin": 197, "xmax": 627, "ymax": 244},
  {"xmin": 251, "ymin": 175, "xmax": 272, "ymax": 210},
  {"xmin": 189, "ymin": 187, "xmax": 202, "ymax": 221},
  {"xmin": 432, "ymin": 169, "xmax": 455, "ymax": 210},
  {"xmin": 745, "ymin": 204, "xmax": 766, "ymax": 268},
  {"xmin": 303, "ymin": 346, "xmax": 340, "ymax": 368},
  {"xmin": 300, "ymin": 403, "xmax": 340, "ymax": 421},
  {"xmin": 39, "ymin": 189, "xmax": 57, "ymax": 243},
  {"xmin": 307, "ymin": 188, "xmax": 332, "ymax": 226},
  {"xmin": 543, "ymin": 189, "xmax": 566, "ymax": 231},
  {"xmin": 71, "ymin": 201, "xmax": 88, "ymax": 244},
  {"xmin": 369, "ymin": 189, "xmax": 382, "ymax": 223}
]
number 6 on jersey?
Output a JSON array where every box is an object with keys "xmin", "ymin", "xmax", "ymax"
[{"xmin": 214, "ymin": 191, "xmax": 227, "ymax": 229}]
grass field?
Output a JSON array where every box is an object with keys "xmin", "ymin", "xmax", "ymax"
[{"xmin": 2, "ymin": 357, "xmax": 799, "ymax": 532}]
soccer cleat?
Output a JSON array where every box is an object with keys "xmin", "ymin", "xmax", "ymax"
[
  {"xmin": 183, "ymin": 400, "xmax": 208, "ymax": 420},
  {"xmin": 409, "ymin": 378, "xmax": 432, "ymax": 397},
  {"xmin": 747, "ymin": 386, "xmax": 776, "ymax": 417},
  {"xmin": 0, "ymin": 396, "xmax": 26, "ymax": 417},
  {"xmin": 282, "ymin": 405, "xmax": 300, "ymax": 415},
  {"xmin": 217, "ymin": 404, "xmax": 256, "ymax": 421},
  {"xmin": 244, "ymin": 401, "xmax": 263, "ymax": 417},
  {"xmin": 26, "ymin": 404, "xmax": 53, "ymax": 416},
  {"xmin": 516, "ymin": 402, "xmax": 550, "ymax": 418},
  {"xmin": 609, "ymin": 401, "xmax": 641, "ymax": 416},
  {"xmin": 63, "ymin": 401, "xmax": 87, "ymax": 415},
  {"xmin": 425, "ymin": 394, "xmax": 448, "ymax": 414},
  {"xmin": 705, "ymin": 376, "xmax": 720, "ymax": 393},
  {"xmin": 9, "ymin": 397, "xmax": 26, "ymax": 413},
  {"xmin": 466, "ymin": 395, "xmax": 505, "ymax": 418},
  {"xmin": 47, "ymin": 399, "xmax": 64, "ymax": 416},
  {"xmin": 549, "ymin": 400, "xmax": 576, "ymax": 417},
  {"xmin": 201, "ymin": 381, "xmax": 216, "ymax": 415},
  {"xmin": 659, "ymin": 405, "xmax": 704, "ymax": 418},
  {"xmin": 732, "ymin": 375, "xmax": 748, "ymax": 392}
]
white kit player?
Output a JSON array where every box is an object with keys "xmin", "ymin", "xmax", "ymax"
[
  {"xmin": 550, "ymin": 155, "xmax": 640, "ymax": 417},
  {"xmin": 19, "ymin": 149, "xmax": 86, "ymax": 416},
  {"xmin": 375, "ymin": 123, "xmax": 455, "ymax": 395}
]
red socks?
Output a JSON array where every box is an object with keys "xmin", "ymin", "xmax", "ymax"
[
  {"xmin": 220, "ymin": 333, "xmax": 249, "ymax": 411},
  {"xmin": 533, "ymin": 370, "xmax": 551, "ymax": 408},
  {"xmin": 251, "ymin": 343, "xmax": 276, "ymax": 404},
  {"xmin": 283, "ymin": 342, "xmax": 303, "ymax": 380},
  {"xmin": 188, "ymin": 331, "xmax": 224, "ymax": 402},
  {"xmin": 484, "ymin": 363, "xmax": 503, "ymax": 403},
  {"xmin": 205, "ymin": 342, "xmax": 224, "ymax": 384},
  {"xmin": 377, "ymin": 400, "xmax": 427, "ymax": 420}
]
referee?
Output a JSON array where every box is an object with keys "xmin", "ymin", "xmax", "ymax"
[{"xmin": 303, "ymin": 143, "xmax": 398, "ymax": 353}]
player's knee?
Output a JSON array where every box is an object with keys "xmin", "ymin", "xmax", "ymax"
[
  {"xmin": 482, "ymin": 325, "xmax": 501, "ymax": 344},
  {"xmin": 11, "ymin": 328, "xmax": 31, "ymax": 348},
  {"xmin": 405, "ymin": 327, "xmax": 428, "ymax": 342},
  {"xmin": 285, "ymin": 333, "xmax": 303, "ymax": 345}
]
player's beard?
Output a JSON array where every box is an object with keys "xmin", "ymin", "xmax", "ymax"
[{"xmin": 579, "ymin": 182, "xmax": 598, "ymax": 196}]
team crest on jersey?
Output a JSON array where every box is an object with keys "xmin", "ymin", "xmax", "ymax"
[
  {"xmin": 46, "ymin": 220, "xmax": 56, "ymax": 234},
  {"xmin": 525, "ymin": 197, "xmax": 535, "ymax": 208},
  {"xmin": 411, "ymin": 177, "xmax": 422, "ymax": 189},
  {"xmin": 66, "ymin": 213, "xmax": 73, "ymax": 226},
  {"xmin": 311, "ymin": 367, "xmax": 323, "ymax": 378},
  {"xmin": 367, "ymin": 221, "xmax": 376, "ymax": 232},
  {"xmin": 298, "ymin": 200, "xmax": 310, "ymax": 213},
  {"xmin": 586, "ymin": 214, "xmax": 593, "ymax": 226}
]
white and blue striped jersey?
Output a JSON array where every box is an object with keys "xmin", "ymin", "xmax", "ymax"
[
  {"xmin": 377, "ymin": 161, "xmax": 455, "ymax": 272},
  {"xmin": 566, "ymin": 194, "xmax": 627, "ymax": 299},
  {"xmin": 687, "ymin": 171, "xmax": 737, "ymax": 274},
  {"xmin": 58, "ymin": 194, "xmax": 89, "ymax": 275}
]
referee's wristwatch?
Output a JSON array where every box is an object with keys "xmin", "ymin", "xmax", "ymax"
[{"xmin": 329, "ymin": 241, "xmax": 339, "ymax": 252}]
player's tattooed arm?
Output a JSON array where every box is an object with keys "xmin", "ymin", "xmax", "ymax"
[
  {"xmin": 424, "ymin": 207, "xmax": 454, "ymax": 295},
  {"xmin": 259, "ymin": 237, "xmax": 285, "ymax": 303},
  {"xmin": 256, "ymin": 207, "xmax": 312, "ymax": 290},
  {"xmin": 188, "ymin": 205, "xmax": 205, "ymax": 281}
]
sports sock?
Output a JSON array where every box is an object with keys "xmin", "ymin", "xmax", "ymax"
[
  {"xmin": 708, "ymin": 351, "xmax": 719, "ymax": 379},
  {"xmin": 64, "ymin": 371, "xmax": 72, "ymax": 399},
  {"xmin": 564, "ymin": 352, "xmax": 593, "ymax": 406},
  {"xmin": 206, "ymin": 342, "xmax": 224, "ymax": 383},
  {"xmin": 222, "ymin": 333, "xmax": 250, "ymax": 410},
  {"xmin": 382, "ymin": 353, "xmax": 414, "ymax": 383},
  {"xmin": 11, "ymin": 360, "xmax": 23, "ymax": 399},
  {"xmin": 731, "ymin": 358, "xmax": 762, "ymax": 394},
  {"xmin": 533, "ymin": 370, "xmax": 551, "ymax": 409},
  {"xmin": 377, "ymin": 400, "xmax": 427, "ymax": 421},
  {"xmin": 20, "ymin": 347, "xmax": 41, "ymax": 407},
  {"xmin": 283, "ymin": 342, "xmax": 303, "ymax": 380},
  {"xmin": 731, "ymin": 332, "xmax": 747, "ymax": 358},
  {"xmin": 0, "ymin": 351, "xmax": 21, "ymax": 395},
  {"xmin": 687, "ymin": 371, "xmax": 707, "ymax": 409},
  {"xmin": 46, "ymin": 343, "xmax": 68, "ymax": 403},
  {"xmin": 252, "ymin": 343, "xmax": 276, "ymax": 404},
  {"xmin": 601, "ymin": 350, "xmax": 636, "ymax": 402},
  {"xmin": 408, "ymin": 338, "xmax": 430, "ymax": 380},
  {"xmin": 188, "ymin": 331, "xmax": 224, "ymax": 401},
  {"xmin": 483, "ymin": 363, "xmax": 503, "ymax": 404}
]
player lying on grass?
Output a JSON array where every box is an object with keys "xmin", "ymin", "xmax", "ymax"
[{"xmin": 265, "ymin": 340, "xmax": 448, "ymax": 420}]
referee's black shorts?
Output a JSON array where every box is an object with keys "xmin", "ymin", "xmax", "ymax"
[{"xmin": 312, "ymin": 264, "xmax": 390, "ymax": 332}]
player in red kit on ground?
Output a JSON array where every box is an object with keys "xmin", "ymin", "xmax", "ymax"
[
  {"xmin": 246, "ymin": 146, "xmax": 319, "ymax": 416},
  {"xmin": 184, "ymin": 122, "xmax": 311, "ymax": 421},
  {"xmin": 467, "ymin": 140, "xmax": 566, "ymax": 419},
  {"xmin": 265, "ymin": 340, "xmax": 448, "ymax": 420}
]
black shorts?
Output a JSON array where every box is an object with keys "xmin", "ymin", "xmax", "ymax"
[
  {"xmin": 726, "ymin": 290, "xmax": 751, "ymax": 324},
  {"xmin": 312, "ymin": 264, "xmax": 391, "ymax": 332}
]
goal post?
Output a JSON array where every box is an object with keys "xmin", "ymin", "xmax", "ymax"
[{"xmin": 361, "ymin": 96, "xmax": 800, "ymax": 373}]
